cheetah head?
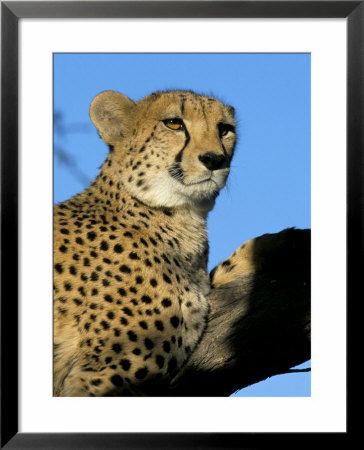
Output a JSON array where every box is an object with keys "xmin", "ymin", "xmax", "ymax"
[{"xmin": 90, "ymin": 90, "xmax": 236, "ymax": 212}]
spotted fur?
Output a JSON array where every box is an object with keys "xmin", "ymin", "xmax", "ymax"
[{"xmin": 54, "ymin": 90, "xmax": 236, "ymax": 396}]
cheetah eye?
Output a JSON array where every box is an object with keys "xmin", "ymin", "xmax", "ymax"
[
  {"xmin": 162, "ymin": 118, "xmax": 185, "ymax": 131},
  {"xmin": 218, "ymin": 123, "xmax": 235, "ymax": 138}
]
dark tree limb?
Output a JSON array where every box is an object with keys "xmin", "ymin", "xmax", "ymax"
[{"xmin": 165, "ymin": 228, "xmax": 311, "ymax": 396}]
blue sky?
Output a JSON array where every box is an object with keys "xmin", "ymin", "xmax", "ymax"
[{"xmin": 54, "ymin": 53, "xmax": 311, "ymax": 396}]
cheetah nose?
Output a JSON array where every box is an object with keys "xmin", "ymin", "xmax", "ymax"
[{"xmin": 198, "ymin": 152, "xmax": 226, "ymax": 171}]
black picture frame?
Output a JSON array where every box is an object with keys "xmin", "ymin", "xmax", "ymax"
[{"xmin": 1, "ymin": 1, "xmax": 359, "ymax": 448}]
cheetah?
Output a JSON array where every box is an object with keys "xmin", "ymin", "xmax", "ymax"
[{"xmin": 53, "ymin": 90, "xmax": 236, "ymax": 396}]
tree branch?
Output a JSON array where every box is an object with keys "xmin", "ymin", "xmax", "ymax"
[{"xmin": 164, "ymin": 228, "xmax": 311, "ymax": 396}]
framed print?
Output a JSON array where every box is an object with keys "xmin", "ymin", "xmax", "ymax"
[{"xmin": 1, "ymin": 0, "xmax": 359, "ymax": 448}]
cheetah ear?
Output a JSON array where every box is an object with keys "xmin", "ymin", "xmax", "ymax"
[{"xmin": 90, "ymin": 90, "xmax": 136, "ymax": 144}]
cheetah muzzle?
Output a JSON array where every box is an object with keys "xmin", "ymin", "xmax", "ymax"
[{"xmin": 53, "ymin": 90, "xmax": 236, "ymax": 396}]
